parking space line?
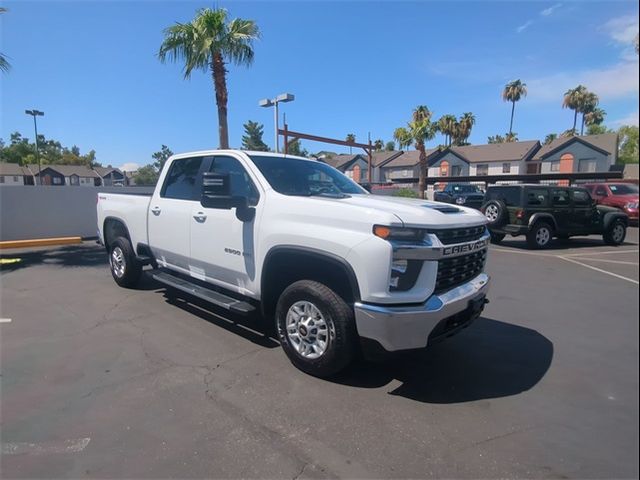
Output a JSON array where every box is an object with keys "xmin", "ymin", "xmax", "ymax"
[
  {"xmin": 564, "ymin": 249, "xmax": 639, "ymax": 257},
  {"xmin": 0, "ymin": 318, "xmax": 12, "ymax": 323},
  {"xmin": 566, "ymin": 257, "xmax": 638, "ymax": 266},
  {"xmin": 2, "ymin": 437, "xmax": 91, "ymax": 455},
  {"xmin": 491, "ymin": 248, "xmax": 553, "ymax": 257},
  {"xmin": 559, "ymin": 256, "xmax": 639, "ymax": 285}
]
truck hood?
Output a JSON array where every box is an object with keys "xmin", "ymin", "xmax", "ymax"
[{"xmin": 334, "ymin": 194, "xmax": 487, "ymax": 228}]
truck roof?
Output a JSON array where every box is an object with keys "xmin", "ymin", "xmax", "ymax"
[{"xmin": 169, "ymin": 150, "xmax": 314, "ymax": 162}]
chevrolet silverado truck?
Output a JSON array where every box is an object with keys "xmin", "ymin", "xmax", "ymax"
[{"xmin": 97, "ymin": 151, "xmax": 490, "ymax": 377}]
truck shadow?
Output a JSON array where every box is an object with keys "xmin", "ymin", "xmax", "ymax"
[
  {"xmin": 497, "ymin": 237, "xmax": 636, "ymax": 251},
  {"xmin": 332, "ymin": 317, "xmax": 553, "ymax": 404}
]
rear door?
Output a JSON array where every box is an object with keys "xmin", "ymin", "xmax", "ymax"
[
  {"xmin": 550, "ymin": 188, "xmax": 572, "ymax": 233},
  {"xmin": 189, "ymin": 154, "xmax": 262, "ymax": 297},
  {"xmin": 148, "ymin": 156, "xmax": 206, "ymax": 272},
  {"xmin": 570, "ymin": 189, "xmax": 594, "ymax": 233}
]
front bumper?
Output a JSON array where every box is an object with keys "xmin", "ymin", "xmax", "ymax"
[{"xmin": 354, "ymin": 273, "xmax": 490, "ymax": 352}]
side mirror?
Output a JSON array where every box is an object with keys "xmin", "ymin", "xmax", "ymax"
[{"xmin": 200, "ymin": 172, "xmax": 255, "ymax": 222}]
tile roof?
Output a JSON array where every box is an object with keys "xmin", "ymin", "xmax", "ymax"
[
  {"xmin": 0, "ymin": 163, "xmax": 32, "ymax": 176},
  {"xmin": 371, "ymin": 150, "xmax": 404, "ymax": 167},
  {"xmin": 449, "ymin": 140, "xmax": 540, "ymax": 163},
  {"xmin": 94, "ymin": 167, "xmax": 123, "ymax": 177},
  {"xmin": 320, "ymin": 154, "xmax": 363, "ymax": 169},
  {"xmin": 36, "ymin": 165, "xmax": 100, "ymax": 178},
  {"xmin": 533, "ymin": 133, "xmax": 618, "ymax": 160},
  {"xmin": 382, "ymin": 149, "xmax": 439, "ymax": 168}
]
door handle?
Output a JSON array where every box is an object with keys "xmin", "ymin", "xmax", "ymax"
[
  {"xmin": 151, "ymin": 207, "xmax": 161, "ymax": 216},
  {"xmin": 193, "ymin": 213, "xmax": 207, "ymax": 223}
]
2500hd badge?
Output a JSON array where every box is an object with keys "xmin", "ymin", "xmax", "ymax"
[{"xmin": 442, "ymin": 238, "xmax": 489, "ymax": 257}]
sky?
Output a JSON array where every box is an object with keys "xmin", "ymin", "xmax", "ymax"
[{"xmin": 1, "ymin": 0, "xmax": 638, "ymax": 172}]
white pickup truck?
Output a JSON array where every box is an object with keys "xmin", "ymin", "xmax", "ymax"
[{"xmin": 97, "ymin": 150, "xmax": 490, "ymax": 377}]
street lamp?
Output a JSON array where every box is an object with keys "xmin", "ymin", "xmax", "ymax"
[
  {"xmin": 258, "ymin": 93, "xmax": 295, "ymax": 153},
  {"xmin": 25, "ymin": 109, "xmax": 44, "ymax": 185}
]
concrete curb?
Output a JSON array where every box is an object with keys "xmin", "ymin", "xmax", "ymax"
[{"xmin": 0, "ymin": 237, "xmax": 82, "ymax": 250}]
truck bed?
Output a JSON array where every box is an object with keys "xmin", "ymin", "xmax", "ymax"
[{"xmin": 97, "ymin": 192, "xmax": 151, "ymax": 248}]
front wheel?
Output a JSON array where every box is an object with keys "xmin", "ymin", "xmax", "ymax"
[
  {"xmin": 603, "ymin": 219, "xmax": 626, "ymax": 246},
  {"xmin": 276, "ymin": 280, "xmax": 357, "ymax": 378},
  {"xmin": 526, "ymin": 222, "xmax": 554, "ymax": 249}
]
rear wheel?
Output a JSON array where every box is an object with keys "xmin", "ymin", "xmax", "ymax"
[
  {"xmin": 603, "ymin": 219, "xmax": 626, "ymax": 246},
  {"xmin": 109, "ymin": 237, "xmax": 142, "ymax": 288},
  {"xmin": 276, "ymin": 280, "xmax": 356, "ymax": 378},
  {"xmin": 526, "ymin": 222, "xmax": 554, "ymax": 249}
]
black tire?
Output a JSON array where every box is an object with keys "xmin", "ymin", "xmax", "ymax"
[
  {"xmin": 109, "ymin": 237, "xmax": 142, "ymax": 288},
  {"xmin": 603, "ymin": 219, "xmax": 627, "ymax": 246},
  {"xmin": 276, "ymin": 280, "xmax": 356, "ymax": 378},
  {"xmin": 490, "ymin": 232, "xmax": 506, "ymax": 244},
  {"xmin": 481, "ymin": 200, "xmax": 507, "ymax": 227},
  {"xmin": 526, "ymin": 222, "xmax": 554, "ymax": 249}
]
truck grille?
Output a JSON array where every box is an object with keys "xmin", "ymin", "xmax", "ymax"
[
  {"xmin": 435, "ymin": 250, "xmax": 487, "ymax": 294},
  {"xmin": 431, "ymin": 225, "xmax": 486, "ymax": 245}
]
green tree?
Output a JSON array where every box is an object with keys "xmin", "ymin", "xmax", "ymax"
[
  {"xmin": 502, "ymin": 79, "xmax": 527, "ymax": 135},
  {"xmin": 505, "ymin": 132, "xmax": 518, "ymax": 143},
  {"xmin": 384, "ymin": 141, "xmax": 395, "ymax": 151},
  {"xmin": 583, "ymin": 107, "xmax": 605, "ymax": 131},
  {"xmin": 436, "ymin": 114, "xmax": 457, "ymax": 146},
  {"xmin": 133, "ymin": 165, "xmax": 160, "ymax": 185},
  {"xmin": 393, "ymin": 127, "xmax": 412, "ymax": 151},
  {"xmin": 241, "ymin": 121, "xmax": 269, "ymax": 151},
  {"xmin": 287, "ymin": 139, "xmax": 308, "ymax": 157},
  {"xmin": 158, "ymin": 8, "xmax": 260, "ymax": 149},
  {"xmin": 0, "ymin": 8, "xmax": 10, "ymax": 73},
  {"xmin": 345, "ymin": 133, "xmax": 356, "ymax": 154},
  {"xmin": 152, "ymin": 145, "xmax": 174, "ymax": 172},
  {"xmin": 373, "ymin": 139, "xmax": 384, "ymax": 151},
  {"xmin": 586, "ymin": 124, "xmax": 613, "ymax": 135},
  {"xmin": 544, "ymin": 133, "xmax": 558, "ymax": 145},
  {"xmin": 399, "ymin": 105, "xmax": 436, "ymax": 198},
  {"xmin": 488, "ymin": 134, "xmax": 505, "ymax": 144},
  {"xmin": 618, "ymin": 125, "xmax": 639, "ymax": 164},
  {"xmin": 579, "ymin": 91, "xmax": 599, "ymax": 135},
  {"xmin": 452, "ymin": 112, "xmax": 475, "ymax": 146},
  {"xmin": 562, "ymin": 85, "xmax": 587, "ymax": 132}
]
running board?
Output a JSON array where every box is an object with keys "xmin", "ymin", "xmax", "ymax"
[{"xmin": 151, "ymin": 271, "xmax": 256, "ymax": 315}]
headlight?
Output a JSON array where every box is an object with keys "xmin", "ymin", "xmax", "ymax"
[
  {"xmin": 373, "ymin": 225, "xmax": 423, "ymax": 241},
  {"xmin": 455, "ymin": 197, "xmax": 466, "ymax": 204}
]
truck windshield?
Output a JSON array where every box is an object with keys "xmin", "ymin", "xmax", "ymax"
[
  {"xmin": 609, "ymin": 184, "xmax": 639, "ymax": 195},
  {"xmin": 249, "ymin": 155, "xmax": 367, "ymax": 197}
]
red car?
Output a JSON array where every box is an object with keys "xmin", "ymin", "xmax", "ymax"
[{"xmin": 584, "ymin": 183, "xmax": 639, "ymax": 223}]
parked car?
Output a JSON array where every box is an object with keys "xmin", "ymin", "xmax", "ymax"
[
  {"xmin": 434, "ymin": 183, "xmax": 485, "ymax": 209},
  {"xmin": 480, "ymin": 184, "xmax": 628, "ymax": 249},
  {"xmin": 583, "ymin": 183, "xmax": 638, "ymax": 224},
  {"xmin": 97, "ymin": 151, "xmax": 491, "ymax": 377}
]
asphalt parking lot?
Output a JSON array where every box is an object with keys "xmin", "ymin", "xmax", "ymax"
[{"xmin": 1, "ymin": 230, "xmax": 638, "ymax": 479}]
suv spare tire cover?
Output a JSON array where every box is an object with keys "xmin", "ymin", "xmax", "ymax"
[{"xmin": 481, "ymin": 200, "xmax": 507, "ymax": 227}]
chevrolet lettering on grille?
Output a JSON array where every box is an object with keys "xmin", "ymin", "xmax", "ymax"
[{"xmin": 442, "ymin": 238, "xmax": 489, "ymax": 257}]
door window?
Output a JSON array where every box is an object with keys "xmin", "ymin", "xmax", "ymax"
[
  {"xmin": 526, "ymin": 188, "xmax": 549, "ymax": 206},
  {"xmin": 161, "ymin": 157, "xmax": 204, "ymax": 200},
  {"xmin": 552, "ymin": 189, "xmax": 570, "ymax": 206},
  {"xmin": 571, "ymin": 189, "xmax": 592, "ymax": 206},
  {"xmin": 208, "ymin": 156, "xmax": 259, "ymax": 205}
]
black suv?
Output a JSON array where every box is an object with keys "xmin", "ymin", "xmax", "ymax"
[
  {"xmin": 481, "ymin": 185, "xmax": 628, "ymax": 249},
  {"xmin": 434, "ymin": 183, "xmax": 485, "ymax": 209}
]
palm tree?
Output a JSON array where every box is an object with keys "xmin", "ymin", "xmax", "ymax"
[
  {"xmin": 505, "ymin": 132, "xmax": 518, "ymax": 143},
  {"xmin": 578, "ymin": 91, "xmax": 599, "ymax": 135},
  {"xmin": 453, "ymin": 113, "xmax": 475, "ymax": 145},
  {"xmin": 544, "ymin": 133, "xmax": 557, "ymax": 145},
  {"xmin": 407, "ymin": 106, "xmax": 436, "ymax": 198},
  {"xmin": 373, "ymin": 139, "xmax": 384, "ymax": 151},
  {"xmin": 0, "ymin": 8, "xmax": 10, "ymax": 73},
  {"xmin": 159, "ymin": 8, "xmax": 260, "ymax": 149},
  {"xmin": 345, "ymin": 133, "xmax": 356, "ymax": 154},
  {"xmin": 436, "ymin": 114, "xmax": 457, "ymax": 146},
  {"xmin": 584, "ymin": 108, "xmax": 606, "ymax": 130},
  {"xmin": 562, "ymin": 85, "xmax": 587, "ymax": 133},
  {"xmin": 393, "ymin": 127, "xmax": 412, "ymax": 151},
  {"xmin": 502, "ymin": 80, "xmax": 527, "ymax": 135}
]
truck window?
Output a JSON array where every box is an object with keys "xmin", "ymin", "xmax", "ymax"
[
  {"xmin": 485, "ymin": 186, "xmax": 521, "ymax": 206},
  {"xmin": 526, "ymin": 188, "xmax": 549, "ymax": 206},
  {"xmin": 552, "ymin": 189, "xmax": 570, "ymax": 206},
  {"xmin": 209, "ymin": 156, "xmax": 259, "ymax": 205},
  {"xmin": 572, "ymin": 189, "xmax": 592, "ymax": 206},
  {"xmin": 161, "ymin": 157, "xmax": 204, "ymax": 200}
]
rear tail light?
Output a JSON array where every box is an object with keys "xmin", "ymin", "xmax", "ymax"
[{"xmin": 516, "ymin": 209, "xmax": 525, "ymax": 219}]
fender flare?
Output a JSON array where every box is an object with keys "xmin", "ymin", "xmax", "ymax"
[
  {"xmin": 103, "ymin": 216, "xmax": 133, "ymax": 249},
  {"xmin": 528, "ymin": 213, "xmax": 557, "ymax": 230},
  {"xmin": 603, "ymin": 211, "xmax": 628, "ymax": 231}
]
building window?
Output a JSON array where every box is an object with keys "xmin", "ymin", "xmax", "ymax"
[
  {"xmin": 0, "ymin": 176, "xmax": 5, "ymax": 184},
  {"xmin": 502, "ymin": 163, "xmax": 511, "ymax": 174},
  {"xmin": 53, "ymin": 177, "xmax": 62, "ymax": 185},
  {"xmin": 451, "ymin": 165, "xmax": 462, "ymax": 177},
  {"xmin": 70, "ymin": 175, "xmax": 79, "ymax": 185},
  {"xmin": 402, "ymin": 170, "xmax": 408, "ymax": 177},
  {"xmin": 578, "ymin": 159, "xmax": 597, "ymax": 173},
  {"xmin": 476, "ymin": 164, "xmax": 489, "ymax": 176},
  {"xmin": 550, "ymin": 162, "xmax": 560, "ymax": 172}
]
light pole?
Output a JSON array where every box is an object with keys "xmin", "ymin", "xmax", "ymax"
[
  {"xmin": 25, "ymin": 109, "xmax": 44, "ymax": 185},
  {"xmin": 258, "ymin": 93, "xmax": 294, "ymax": 153}
]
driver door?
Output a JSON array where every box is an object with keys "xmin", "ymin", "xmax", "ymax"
[{"xmin": 189, "ymin": 155, "xmax": 262, "ymax": 297}]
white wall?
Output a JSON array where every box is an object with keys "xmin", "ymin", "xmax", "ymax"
[
  {"xmin": 0, "ymin": 175, "xmax": 25, "ymax": 186},
  {"xmin": 64, "ymin": 176, "xmax": 96, "ymax": 186},
  {"xmin": 469, "ymin": 161, "xmax": 522, "ymax": 176}
]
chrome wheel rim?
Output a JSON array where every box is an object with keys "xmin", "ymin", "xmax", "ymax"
[
  {"xmin": 612, "ymin": 224, "xmax": 625, "ymax": 243},
  {"xmin": 536, "ymin": 227, "xmax": 550, "ymax": 246},
  {"xmin": 110, "ymin": 247, "xmax": 126, "ymax": 278},
  {"xmin": 285, "ymin": 301, "xmax": 331, "ymax": 359},
  {"xmin": 485, "ymin": 205, "xmax": 499, "ymax": 222}
]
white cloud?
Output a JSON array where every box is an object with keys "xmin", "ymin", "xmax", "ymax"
[
  {"xmin": 119, "ymin": 162, "xmax": 140, "ymax": 172},
  {"xmin": 612, "ymin": 110, "xmax": 639, "ymax": 127},
  {"xmin": 540, "ymin": 3, "xmax": 562, "ymax": 17},
  {"xmin": 602, "ymin": 15, "xmax": 639, "ymax": 45},
  {"xmin": 527, "ymin": 59, "xmax": 639, "ymax": 103},
  {"xmin": 516, "ymin": 20, "xmax": 533, "ymax": 34}
]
